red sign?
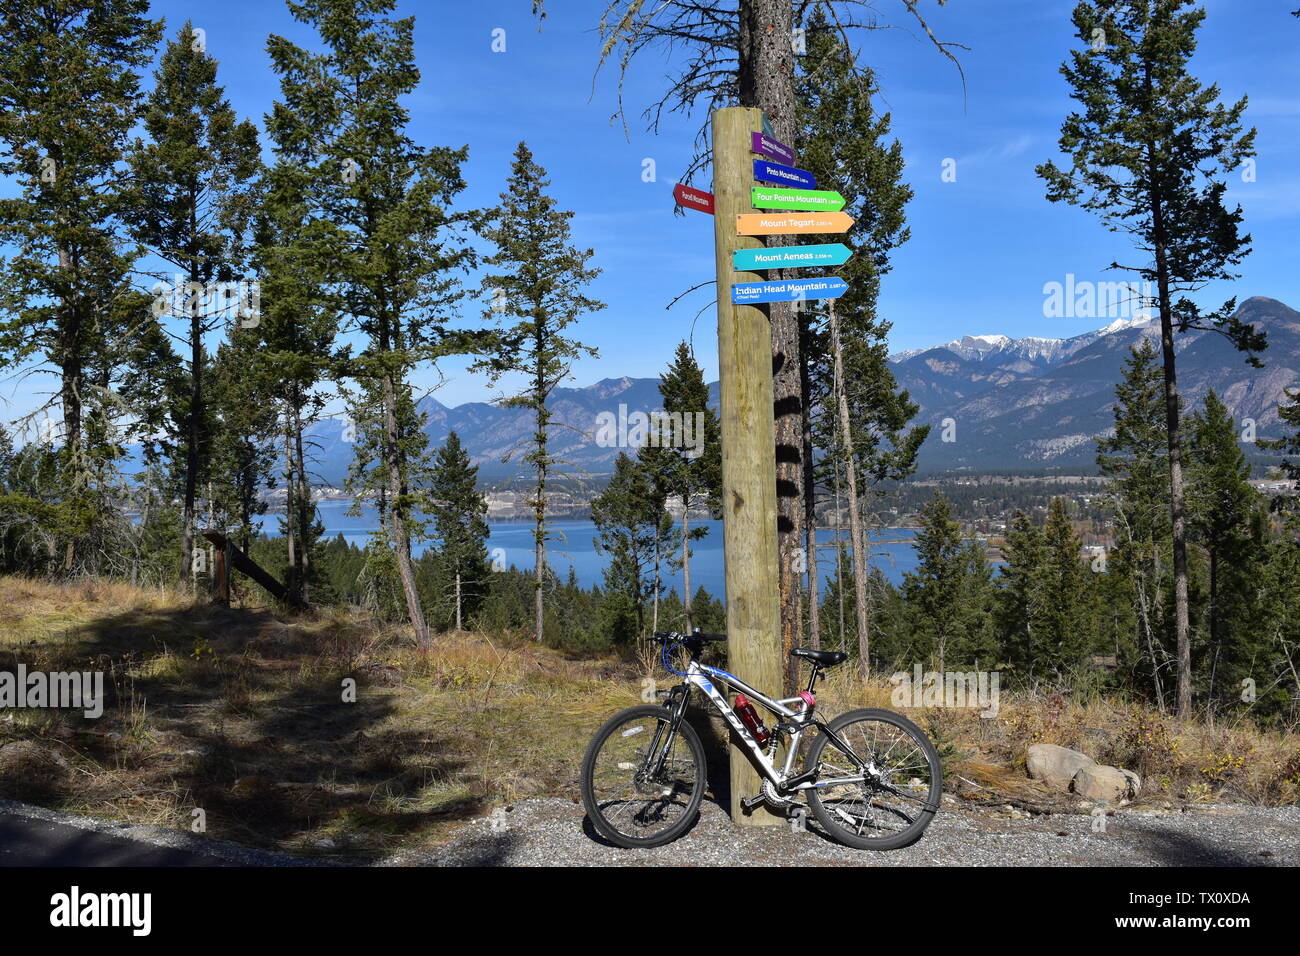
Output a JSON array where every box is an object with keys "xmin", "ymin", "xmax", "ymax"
[{"xmin": 673, "ymin": 183, "xmax": 715, "ymax": 215}]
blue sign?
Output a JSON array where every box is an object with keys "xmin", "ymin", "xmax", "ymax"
[
  {"xmin": 753, "ymin": 158, "xmax": 816, "ymax": 191},
  {"xmin": 733, "ymin": 243, "xmax": 851, "ymax": 271},
  {"xmin": 731, "ymin": 276, "xmax": 849, "ymax": 305}
]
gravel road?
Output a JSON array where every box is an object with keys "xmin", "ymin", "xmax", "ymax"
[{"xmin": 395, "ymin": 797, "xmax": 1300, "ymax": 867}]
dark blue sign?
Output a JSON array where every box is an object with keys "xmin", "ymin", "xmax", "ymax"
[{"xmin": 753, "ymin": 158, "xmax": 817, "ymax": 191}]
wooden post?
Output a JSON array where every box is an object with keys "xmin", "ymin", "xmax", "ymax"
[
  {"xmin": 212, "ymin": 540, "xmax": 230, "ymax": 606},
  {"xmin": 712, "ymin": 106, "xmax": 785, "ymax": 827}
]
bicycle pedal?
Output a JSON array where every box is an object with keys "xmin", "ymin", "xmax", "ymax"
[{"xmin": 740, "ymin": 794, "xmax": 767, "ymax": 813}]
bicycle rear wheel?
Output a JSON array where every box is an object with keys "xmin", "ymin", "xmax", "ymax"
[
  {"xmin": 805, "ymin": 708, "xmax": 941, "ymax": 850},
  {"xmin": 580, "ymin": 705, "xmax": 705, "ymax": 848}
]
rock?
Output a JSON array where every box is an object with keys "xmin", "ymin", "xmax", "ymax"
[
  {"xmin": 1072, "ymin": 764, "xmax": 1139, "ymax": 802},
  {"xmin": 1027, "ymin": 743, "xmax": 1095, "ymax": 791},
  {"xmin": 0, "ymin": 739, "xmax": 72, "ymax": 777},
  {"xmin": 1120, "ymin": 768, "xmax": 1141, "ymax": 794},
  {"xmin": 0, "ymin": 740, "xmax": 72, "ymax": 794}
]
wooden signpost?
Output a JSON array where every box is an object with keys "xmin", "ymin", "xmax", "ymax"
[
  {"xmin": 697, "ymin": 106, "xmax": 855, "ymax": 828},
  {"xmin": 711, "ymin": 107, "xmax": 785, "ymax": 828}
]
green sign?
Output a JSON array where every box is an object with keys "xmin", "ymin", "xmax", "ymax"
[{"xmin": 751, "ymin": 186, "xmax": 845, "ymax": 212}]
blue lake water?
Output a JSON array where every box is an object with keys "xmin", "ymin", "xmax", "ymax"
[{"xmin": 260, "ymin": 500, "xmax": 923, "ymax": 596}]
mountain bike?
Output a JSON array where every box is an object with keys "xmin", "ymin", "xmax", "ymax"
[{"xmin": 580, "ymin": 629, "xmax": 942, "ymax": 850}]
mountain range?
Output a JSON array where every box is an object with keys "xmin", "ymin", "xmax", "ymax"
[{"xmin": 304, "ymin": 295, "xmax": 1299, "ymax": 485}]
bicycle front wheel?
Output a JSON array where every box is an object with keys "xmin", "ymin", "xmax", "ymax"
[
  {"xmin": 580, "ymin": 705, "xmax": 705, "ymax": 848},
  {"xmin": 805, "ymin": 708, "xmax": 941, "ymax": 850}
]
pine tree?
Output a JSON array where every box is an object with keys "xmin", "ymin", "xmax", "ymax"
[
  {"xmin": 1097, "ymin": 340, "xmax": 1175, "ymax": 708},
  {"xmin": 1186, "ymin": 389, "xmax": 1259, "ymax": 706},
  {"xmin": 209, "ymin": 322, "xmax": 277, "ymax": 554},
  {"xmin": 477, "ymin": 142, "xmax": 604, "ymax": 642},
  {"xmin": 125, "ymin": 21, "xmax": 260, "ymax": 587},
  {"xmin": 640, "ymin": 341, "xmax": 721, "ymax": 633},
  {"xmin": 249, "ymin": 163, "xmax": 337, "ymax": 605},
  {"xmin": 1038, "ymin": 498, "xmax": 1092, "ymax": 676},
  {"xmin": 267, "ymin": 0, "xmax": 473, "ymax": 639},
  {"xmin": 899, "ymin": 493, "xmax": 996, "ymax": 673},
  {"xmin": 591, "ymin": 453, "xmax": 661, "ymax": 643},
  {"xmin": 1038, "ymin": 0, "xmax": 1264, "ymax": 718},
  {"xmin": 0, "ymin": 0, "xmax": 163, "ymax": 569},
  {"xmin": 427, "ymin": 431, "xmax": 489, "ymax": 632},
  {"xmin": 997, "ymin": 511, "xmax": 1046, "ymax": 678}
]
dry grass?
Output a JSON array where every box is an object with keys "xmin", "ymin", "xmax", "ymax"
[{"xmin": 0, "ymin": 575, "xmax": 1295, "ymax": 858}]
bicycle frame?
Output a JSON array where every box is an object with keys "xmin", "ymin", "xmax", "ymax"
[{"xmin": 655, "ymin": 657, "xmax": 872, "ymax": 794}]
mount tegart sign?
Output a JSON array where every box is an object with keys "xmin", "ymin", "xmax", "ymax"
[
  {"xmin": 750, "ymin": 131, "xmax": 794, "ymax": 164},
  {"xmin": 751, "ymin": 186, "xmax": 845, "ymax": 212},
  {"xmin": 752, "ymin": 158, "xmax": 816, "ymax": 190},
  {"xmin": 735, "ymin": 211, "xmax": 854, "ymax": 235},
  {"xmin": 731, "ymin": 276, "xmax": 849, "ymax": 305},
  {"xmin": 732, "ymin": 243, "xmax": 851, "ymax": 271}
]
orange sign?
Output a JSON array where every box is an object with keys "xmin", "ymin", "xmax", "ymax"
[{"xmin": 735, "ymin": 211, "xmax": 853, "ymax": 235}]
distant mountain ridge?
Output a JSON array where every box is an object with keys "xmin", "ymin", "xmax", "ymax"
[
  {"xmin": 888, "ymin": 296, "xmax": 1299, "ymax": 471},
  {"xmin": 300, "ymin": 296, "xmax": 1297, "ymax": 484}
]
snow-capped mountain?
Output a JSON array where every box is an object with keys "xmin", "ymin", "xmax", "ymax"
[{"xmin": 888, "ymin": 298, "xmax": 1296, "ymax": 471}]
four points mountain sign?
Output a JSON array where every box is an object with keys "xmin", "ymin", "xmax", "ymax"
[{"xmin": 751, "ymin": 185, "xmax": 846, "ymax": 212}]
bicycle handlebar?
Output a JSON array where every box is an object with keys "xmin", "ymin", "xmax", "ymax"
[{"xmin": 653, "ymin": 630, "xmax": 727, "ymax": 643}]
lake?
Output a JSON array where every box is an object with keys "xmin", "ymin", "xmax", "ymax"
[{"xmin": 260, "ymin": 500, "xmax": 924, "ymax": 597}]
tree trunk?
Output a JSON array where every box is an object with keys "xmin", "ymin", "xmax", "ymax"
[
  {"xmin": 455, "ymin": 569, "xmax": 463, "ymax": 632},
  {"xmin": 651, "ymin": 526, "xmax": 661, "ymax": 635},
  {"xmin": 682, "ymin": 507, "xmax": 693, "ymax": 633},
  {"xmin": 58, "ymin": 351, "xmax": 84, "ymax": 572},
  {"xmin": 533, "ymin": 399, "xmax": 547, "ymax": 644},
  {"xmin": 382, "ymin": 368, "xmax": 430, "ymax": 646},
  {"xmin": 801, "ymin": 333, "xmax": 820, "ymax": 650},
  {"xmin": 292, "ymin": 389, "xmax": 311, "ymax": 605},
  {"xmin": 1148, "ymin": 173, "xmax": 1192, "ymax": 719},
  {"xmin": 738, "ymin": 0, "xmax": 804, "ymax": 695},
  {"xmin": 1207, "ymin": 547, "xmax": 1219, "ymax": 707},
  {"xmin": 829, "ymin": 302, "xmax": 870, "ymax": 678},
  {"xmin": 180, "ymin": 296, "xmax": 201, "ymax": 589},
  {"xmin": 283, "ymin": 417, "xmax": 296, "ymax": 578}
]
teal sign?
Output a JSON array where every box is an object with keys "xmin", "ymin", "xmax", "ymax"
[{"xmin": 733, "ymin": 243, "xmax": 851, "ymax": 271}]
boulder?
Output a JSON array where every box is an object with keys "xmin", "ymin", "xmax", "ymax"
[
  {"xmin": 0, "ymin": 740, "xmax": 72, "ymax": 792},
  {"xmin": 1027, "ymin": 743, "xmax": 1095, "ymax": 791},
  {"xmin": 1072, "ymin": 764, "xmax": 1140, "ymax": 802}
]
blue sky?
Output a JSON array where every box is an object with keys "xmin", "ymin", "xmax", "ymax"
[{"xmin": 3, "ymin": 0, "xmax": 1298, "ymax": 422}]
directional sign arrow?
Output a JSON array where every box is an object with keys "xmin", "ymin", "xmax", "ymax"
[
  {"xmin": 750, "ymin": 131, "xmax": 795, "ymax": 165},
  {"xmin": 751, "ymin": 186, "xmax": 845, "ymax": 212},
  {"xmin": 673, "ymin": 182, "xmax": 714, "ymax": 215},
  {"xmin": 753, "ymin": 158, "xmax": 816, "ymax": 191},
  {"xmin": 735, "ymin": 211, "xmax": 854, "ymax": 235},
  {"xmin": 732, "ymin": 243, "xmax": 851, "ymax": 271},
  {"xmin": 731, "ymin": 276, "xmax": 849, "ymax": 305}
]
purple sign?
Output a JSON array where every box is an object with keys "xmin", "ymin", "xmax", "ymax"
[{"xmin": 751, "ymin": 131, "xmax": 795, "ymax": 165}]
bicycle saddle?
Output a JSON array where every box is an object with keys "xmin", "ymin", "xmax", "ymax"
[{"xmin": 791, "ymin": 648, "xmax": 848, "ymax": 667}]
